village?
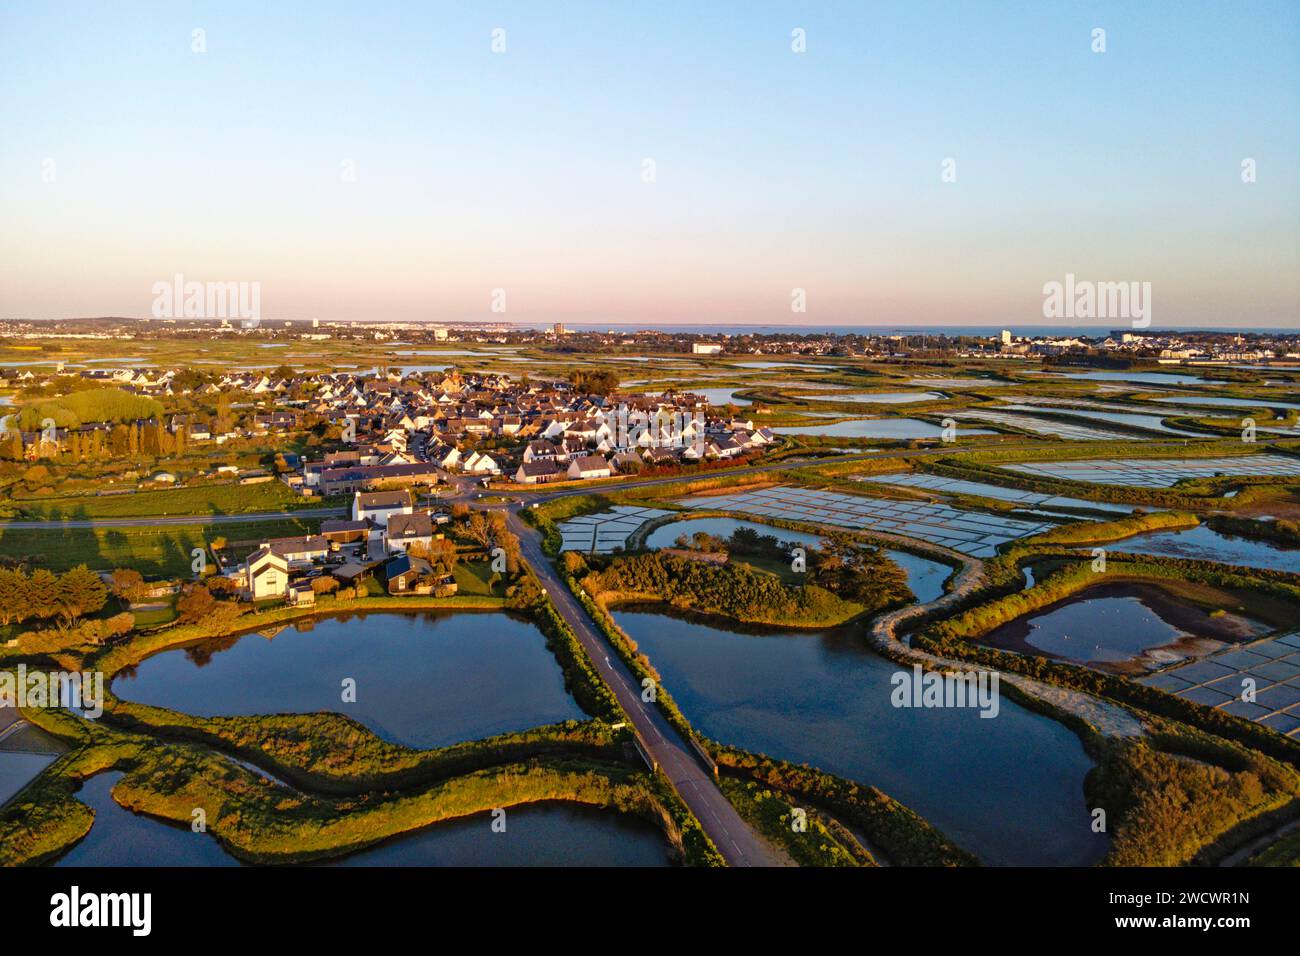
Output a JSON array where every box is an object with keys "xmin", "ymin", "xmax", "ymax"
[{"xmin": 0, "ymin": 362, "xmax": 781, "ymax": 606}]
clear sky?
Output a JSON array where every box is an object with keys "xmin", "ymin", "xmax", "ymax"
[{"xmin": 1, "ymin": 1, "xmax": 1296, "ymax": 328}]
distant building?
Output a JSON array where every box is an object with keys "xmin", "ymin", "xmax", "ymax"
[
  {"xmin": 1000, "ymin": 329, "xmax": 1013, "ymax": 345},
  {"xmin": 692, "ymin": 343, "xmax": 723, "ymax": 355}
]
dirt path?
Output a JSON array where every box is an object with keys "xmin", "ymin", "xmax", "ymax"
[{"xmin": 865, "ymin": 546, "xmax": 1147, "ymax": 739}]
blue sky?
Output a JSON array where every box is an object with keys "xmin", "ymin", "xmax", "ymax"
[{"xmin": 0, "ymin": 0, "xmax": 1295, "ymax": 327}]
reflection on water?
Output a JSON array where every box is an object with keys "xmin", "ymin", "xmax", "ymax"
[
  {"xmin": 774, "ymin": 418, "xmax": 994, "ymax": 439},
  {"xmin": 615, "ymin": 609, "xmax": 1107, "ymax": 866},
  {"xmin": 1003, "ymin": 596, "xmax": 1187, "ymax": 664},
  {"xmin": 57, "ymin": 774, "xmax": 672, "ymax": 867},
  {"xmin": 1113, "ymin": 524, "xmax": 1300, "ymax": 575},
  {"xmin": 114, "ymin": 612, "xmax": 586, "ymax": 749},
  {"xmin": 56, "ymin": 772, "xmax": 237, "ymax": 867},
  {"xmin": 326, "ymin": 804, "xmax": 672, "ymax": 867}
]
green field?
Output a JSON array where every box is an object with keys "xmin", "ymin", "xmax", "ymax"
[
  {"xmin": 0, "ymin": 518, "xmax": 315, "ymax": 576},
  {"xmin": 452, "ymin": 559, "xmax": 498, "ymax": 596},
  {"xmin": 11, "ymin": 481, "xmax": 335, "ymax": 520}
]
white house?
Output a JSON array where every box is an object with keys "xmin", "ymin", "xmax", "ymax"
[
  {"xmin": 245, "ymin": 547, "xmax": 290, "ymax": 600},
  {"xmin": 462, "ymin": 451, "xmax": 500, "ymax": 475},
  {"xmin": 385, "ymin": 512, "xmax": 435, "ymax": 553},
  {"xmin": 567, "ymin": 455, "xmax": 612, "ymax": 480},
  {"xmin": 352, "ymin": 489, "xmax": 414, "ymax": 529}
]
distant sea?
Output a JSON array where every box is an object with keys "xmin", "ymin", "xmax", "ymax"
[{"xmin": 511, "ymin": 323, "xmax": 1297, "ymax": 337}]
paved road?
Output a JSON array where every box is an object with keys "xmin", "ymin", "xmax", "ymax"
[
  {"xmin": 506, "ymin": 508, "xmax": 786, "ymax": 867},
  {"xmin": 0, "ymin": 506, "xmax": 348, "ymax": 530}
]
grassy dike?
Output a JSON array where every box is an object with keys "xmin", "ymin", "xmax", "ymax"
[
  {"xmin": 912, "ymin": 545, "xmax": 1300, "ymax": 765},
  {"xmin": 1, "ymin": 586, "xmax": 727, "ymax": 866},
  {"xmin": 712, "ymin": 747, "xmax": 978, "ymax": 867},
  {"xmin": 4, "ymin": 704, "xmax": 703, "ymax": 866}
]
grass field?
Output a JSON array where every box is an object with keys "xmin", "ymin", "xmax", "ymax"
[
  {"xmin": 0, "ymin": 518, "xmax": 315, "ymax": 576},
  {"xmin": 453, "ymin": 559, "xmax": 498, "ymax": 596},
  {"xmin": 11, "ymin": 481, "xmax": 336, "ymax": 519}
]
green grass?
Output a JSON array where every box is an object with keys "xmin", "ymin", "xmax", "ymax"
[
  {"xmin": 11, "ymin": 481, "xmax": 335, "ymax": 519},
  {"xmin": 1248, "ymin": 827, "xmax": 1300, "ymax": 866},
  {"xmin": 452, "ymin": 559, "xmax": 498, "ymax": 596},
  {"xmin": 0, "ymin": 518, "xmax": 314, "ymax": 575},
  {"xmin": 720, "ymin": 777, "xmax": 863, "ymax": 866},
  {"xmin": 129, "ymin": 603, "xmax": 177, "ymax": 627}
]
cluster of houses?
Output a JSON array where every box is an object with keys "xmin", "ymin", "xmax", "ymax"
[
  {"xmin": 3, "ymin": 364, "xmax": 780, "ymax": 485},
  {"xmin": 231, "ymin": 489, "xmax": 456, "ymax": 603},
  {"xmin": 213, "ymin": 368, "xmax": 780, "ymax": 489}
]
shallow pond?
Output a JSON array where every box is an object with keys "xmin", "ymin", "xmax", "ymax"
[
  {"xmin": 113, "ymin": 612, "xmax": 586, "ymax": 749},
  {"xmin": 774, "ymin": 418, "xmax": 994, "ymax": 439},
  {"xmin": 1112, "ymin": 524, "xmax": 1300, "ymax": 574},
  {"xmin": 992, "ymin": 595, "xmax": 1188, "ymax": 665},
  {"xmin": 803, "ymin": 391, "xmax": 944, "ymax": 404},
  {"xmin": 979, "ymin": 582, "xmax": 1263, "ymax": 671},
  {"xmin": 1154, "ymin": 395, "xmax": 1300, "ymax": 411},
  {"xmin": 692, "ymin": 387, "xmax": 752, "ymax": 407},
  {"xmin": 998, "ymin": 404, "xmax": 1204, "ymax": 436},
  {"xmin": 326, "ymin": 803, "xmax": 673, "ymax": 867},
  {"xmin": 615, "ymin": 609, "xmax": 1107, "ymax": 865},
  {"xmin": 56, "ymin": 773, "xmax": 671, "ymax": 867},
  {"xmin": 56, "ymin": 772, "xmax": 238, "ymax": 867},
  {"xmin": 0, "ymin": 751, "xmax": 57, "ymax": 806},
  {"xmin": 728, "ymin": 360, "xmax": 830, "ymax": 370},
  {"xmin": 1051, "ymin": 370, "xmax": 1210, "ymax": 386}
]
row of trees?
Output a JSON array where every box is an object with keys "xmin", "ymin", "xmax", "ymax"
[
  {"xmin": 0, "ymin": 565, "xmax": 107, "ymax": 627},
  {"xmin": 0, "ymin": 420, "xmax": 191, "ymax": 462}
]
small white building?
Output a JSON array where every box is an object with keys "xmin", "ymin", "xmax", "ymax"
[
  {"xmin": 352, "ymin": 489, "xmax": 414, "ymax": 529},
  {"xmin": 245, "ymin": 547, "xmax": 290, "ymax": 600},
  {"xmin": 567, "ymin": 455, "xmax": 612, "ymax": 480},
  {"xmin": 462, "ymin": 451, "xmax": 499, "ymax": 474}
]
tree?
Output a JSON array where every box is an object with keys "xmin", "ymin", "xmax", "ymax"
[
  {"xmin": 176, "ymin": 583, "xmax": 216, "ymax": 623},
  {"xmin": 0, "ymin": 568, "xmax": 30, "ymax": 626},
  {"xmin": 568, "ymin": 369, "xmax": 619, "ymax": 396},
  {"xmin": 463, "ymin": 511, "xmax": 494, "ymax": 549},
  {"xmin": 52, "ymin": 565, "xmax": 108, "ymax": 626},
  {"xmin": 26, "ymin": 569, "xmax": 58, "ymax": 621},
  {"xmin": 426, "ymin": 537, "xmax": 459, "ymax": 575},
  {"xmin": 108, "ymin": 568, "xmax": 147, "ymax": 604}
]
